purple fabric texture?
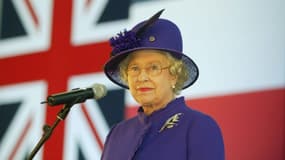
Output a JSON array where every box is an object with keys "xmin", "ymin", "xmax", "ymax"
[{"xmin": 101, "ymin": 97, "xmax": 224, "ymax": 160}]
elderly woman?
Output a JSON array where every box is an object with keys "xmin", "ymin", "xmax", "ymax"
[{"xmin": 102, "ymin": 10, "xmax": 224, "ymax": 160}]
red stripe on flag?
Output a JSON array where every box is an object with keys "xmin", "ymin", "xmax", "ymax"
[
  {"xmin": 187, "ymin": 88, "xmax": 285, "ymax": 160},
  {"xmin": 24, "ymin": 0, "xmax": 39, "ymax": 28},
  {"xmin": 0, "ymin": 53, "xmax": 49, "ymax": 85},
  {"xmin": 81, "ymin": 104, "xmax": 104, "ymax": 150},
  {"xmin": 9, "ymin": 118, "xmax": 32, "ymax": 160}
]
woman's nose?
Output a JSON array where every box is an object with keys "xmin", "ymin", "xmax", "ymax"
[{"xmin": 137, "ymin": 69, "xmax": 149, "ymax": 81}]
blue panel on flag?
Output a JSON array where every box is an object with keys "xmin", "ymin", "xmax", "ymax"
[
  {"xmin": 0, "ymin": 0, "xmax": 26, "ymax": 39},
  {"xmin": 0, "ymin": 102, "xmax": 21, "ymax": 143},
  {"xmin": 97, "ymin": 89, "xmax": 125, "ymax": 128}
]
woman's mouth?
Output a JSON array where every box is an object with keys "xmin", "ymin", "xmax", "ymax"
[{"xmin": 138, "ymin": 88, "xmax": 153, "ymax": 92}]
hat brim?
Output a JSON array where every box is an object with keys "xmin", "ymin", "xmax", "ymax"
[{"xmin": 104, "ymin": 47, "xmax": 199, "ymax": 90}]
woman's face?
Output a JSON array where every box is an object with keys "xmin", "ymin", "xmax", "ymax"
[{"xmin": 127, "ymin": 50, "xmax": 177, "ymax": 111}]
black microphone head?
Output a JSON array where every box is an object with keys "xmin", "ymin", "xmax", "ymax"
[{"xmin": 91, "ymin": 83, "xmax": 107, "ymax": 99}]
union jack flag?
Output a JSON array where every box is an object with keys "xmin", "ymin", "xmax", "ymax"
[{"xmin": 0, "ymin": 0, "xmax": 134, "ymax": 159}]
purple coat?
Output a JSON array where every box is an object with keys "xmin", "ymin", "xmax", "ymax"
[{"xmin": 101, "ymin": 97, "xmax": 224, "ymax": 160}]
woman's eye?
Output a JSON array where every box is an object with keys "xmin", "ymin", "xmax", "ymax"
[
  {"xmin": 150, "ymin": 64, "xmax": 160, "ymax": 70},
  {"xmin": 130, "ymin": 66, "xmax": 139, "ymax": 71}
]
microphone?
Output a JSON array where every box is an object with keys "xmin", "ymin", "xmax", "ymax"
[{"xmin": 43, "ymin": 83, "xmax": 107, "ymax": 106}]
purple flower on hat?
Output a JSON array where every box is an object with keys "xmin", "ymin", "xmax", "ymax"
[{"xmin": 109, "ymin": 30, "xmax": 141, "ymax": 56}]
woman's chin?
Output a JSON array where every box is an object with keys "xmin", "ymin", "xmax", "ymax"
[{"xmin": 136, "ymin": 98, "xmax": 154, "ymax": 107}]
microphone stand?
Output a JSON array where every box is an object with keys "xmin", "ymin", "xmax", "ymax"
[{"xmin": 27, "ymin": 100, "xmax": 77, "ymax": 160}]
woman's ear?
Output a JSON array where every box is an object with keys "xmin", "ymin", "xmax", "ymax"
[{"xmin": 171, "ymin": 74, "xmax": 178, "ymax": 88}]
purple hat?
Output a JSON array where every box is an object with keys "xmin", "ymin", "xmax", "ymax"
[{"xmin": 104, "ymin": 9, "xmax": 199, "ymax": 89}]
